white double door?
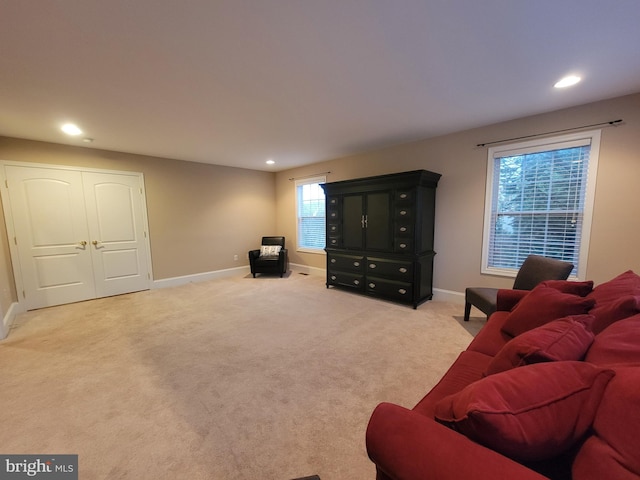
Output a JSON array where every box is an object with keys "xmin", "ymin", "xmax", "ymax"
[{"xmin": 3, "ymin": 164, "xmax": 151, "ymax": 310}]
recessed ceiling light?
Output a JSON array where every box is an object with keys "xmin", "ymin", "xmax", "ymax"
[
  {"xmin": 266, "ymin": 159, "xmax": 275, "ymax": 165},
  {"xmin": 554, "ymin": 75, "xmax": 581, "ymax": 89},
  {"xmin": 82, "ymin": 138, "xmax": 94, "ymax": 143},
  {"xmin": 61, "ymin": 123, "xmax": 83, "ymax": 136}
]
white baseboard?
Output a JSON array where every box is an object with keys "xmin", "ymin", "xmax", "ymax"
[
  {"xmin": 289, "ymin": 263, "xmax": 326, "ymax": 277},
  {"xmin": 432, "ymin": 288, "xmax": 465, "ymax": 304},
  {"xmin": 152, "ymin": 266, "xmax": 251, "ymax": 289},
  {"xmin": 1, "ymin": 301, "xmax": 24, "ymax": 340}
]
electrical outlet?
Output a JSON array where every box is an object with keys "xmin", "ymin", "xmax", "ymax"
[{"xmin": 233, "ymin": 254, "xmax": 238, "ymax": 261}]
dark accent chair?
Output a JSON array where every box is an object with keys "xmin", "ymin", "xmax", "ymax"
[
  {"xmin": 248, "ymin": 236, "xmax": 288, "ymax": 278},
  {"xmin": 464, "ymin": 255, "xmax": 574, "ymax": 321}
]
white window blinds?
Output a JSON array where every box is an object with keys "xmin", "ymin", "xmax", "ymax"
[
  {"xmin": 295, "ymin": 176, "xmax": 326, "ymax": 251},
  {"xmin": 483, "ymin": 131, "xmax": 601, "ymax": 278}
]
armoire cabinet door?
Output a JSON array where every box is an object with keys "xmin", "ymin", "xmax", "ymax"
[
  {"xmin": 364, "ymin": 191, "xmax": 392, "ymax": 251},
  {"xmin": 342, "ymin": 194, "xmax": 364, "ymax": 249}
]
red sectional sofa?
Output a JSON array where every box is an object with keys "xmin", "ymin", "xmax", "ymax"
[{"xmin": 366, "ymin": 270, "xmax": 640, "ymax": 480}]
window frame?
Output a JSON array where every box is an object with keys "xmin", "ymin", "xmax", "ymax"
[
  {"xmin": 295, "ymin": 175, "xmax": 327, "ymax": 255},
  {"xmin": 481, "ymin": 130, "xmax": 601, "ymax": 279}
]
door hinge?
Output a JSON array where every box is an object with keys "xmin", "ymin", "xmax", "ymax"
[
  {"xmin": 5, "ymin": 179, "xmax": 8, "ymax": 188},
  {"xmin": 144, "ymin": 231, "xmax": 147, "ymax": 238},
  {"xmin": 14, "ymin": 236, "xmax": 17, "ymax": 245},
  {"xmin": 22, "ymin": 290, "xmax": 25, "ymax": 298}
]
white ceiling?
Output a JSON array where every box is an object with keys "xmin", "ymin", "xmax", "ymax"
[{"xmin": 2, "ymin": 1, "xmax": 640, "ymax": 172}]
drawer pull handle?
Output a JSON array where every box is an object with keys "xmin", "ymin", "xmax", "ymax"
[
  {"xmin": 353, "ymin": 280, "xmax": 360, "ymax": 285},
  {"xmin": 330, "ymin": 275, "xmax": 336, "ymax": 280},
  {"xmin": 330, "ymin": 258, "xmax": 336, "ymax": 263},
  {"xmin": 369, "ymin": 283, "xmax": 376, "ymax": 289},
  {"xmin": 353, "ymin": 261, "xmax": 360, "ymax": 267},
  {"xmin": 331, "ymin": 239, "xmax": 337, "ymax": 245},
  {"xmin": 399, "ymin": 226, "xmax": 407, "ymax": 232},
  {"xmin": 398, "ymin": 288, "xmax": 407, "ymax": 295},
  {"xmin": 330, "ymin": 199, "xmax": 337, "ymax": 204},
  {"xmin": 399, "ymin": 210, "xmax": 407, "ymax": 216},
  {"xmin": 331, "ymin": 212, "xmax": 337, "ymax": 218},
  {"xmin": 369, "ymin": 263, "xmax": 376, "ymax": 269},
  {"xmin": 330, "ymin": 226, "xmax": 337, "ymax": 231},
  {"xmin": 399, "ymin": 243, "xmax": 407, "ymax": 249},
  {"xmin": 399, "ymin": 267, "xmax": 407, "ymax": 273},
  {"xmin": 400, "ymin": 193, "xmax": 408, "ymax": 199}
]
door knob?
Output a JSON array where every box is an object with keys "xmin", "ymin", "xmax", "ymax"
[
  {"xmin": 79, "ymin": 241, "xmax": 87, "ymax": 247},
  {"xmin": 92, "ymin": 240, "xmax": 99, "ymax": 246}
]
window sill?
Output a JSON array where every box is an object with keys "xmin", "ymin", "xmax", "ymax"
[{"xmin": 297, "ymin": 248, "xmax": 326, "ymax": 255}]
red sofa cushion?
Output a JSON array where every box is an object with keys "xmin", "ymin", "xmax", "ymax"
[
  {"xmin": 572, "ymin": 366, "xmax": 640, "ymax": 479},
  {"xmin": 585, "ymin": 314, "xmax": 640, "ymax": 366},
  {"xmin": 433, "ymin": 361, "xmax": 615, "ymax": 463},
  {"xmin": 412, "ymin": 350, "xmax": 493, "ymax": 418},
  {"xmin": 501, "ymin": 285, "xmax": 595, "ymax": 337},
  {"xmin": 586, "ymin": 270, "xmax": 640, "ymax": 306},
  {"xmin": 486, "ymin": 315, "xmax": 595, "ymax": 375},
  {"xmin": 589, "ymin": 295, "xmax": 640, "ymax": 334},
  {"xmin": 539, "ymin": 279, "xmax": 594, "ymax": 296}
]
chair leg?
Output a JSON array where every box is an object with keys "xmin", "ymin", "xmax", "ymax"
[{"xmin": 464, "ymin": 302, "xmax": 471, "ymax": 322}]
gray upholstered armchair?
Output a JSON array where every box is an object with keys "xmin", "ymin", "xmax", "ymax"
[
  {"xmin": 248, "ymin": 236, "xmax": 288, "ymax": 278},
  {"xmin": 464, "ymin": 254, "xmax": 574, "ymax": 321}
]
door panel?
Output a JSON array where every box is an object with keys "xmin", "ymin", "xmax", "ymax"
[
  {"xmin": 83, "ymin": 172, "xmax": 150, "ymax": 297},
  {"xmin": 365, "ymin": 192, "xmax": 392, "ymax": 251},
  {"xmin": 342, "ymin": 194, "xmax": 364, "ymax": 249},
  {"xmin": 6, "ymin": 166, "xmax": 96, "ymax": 309}
]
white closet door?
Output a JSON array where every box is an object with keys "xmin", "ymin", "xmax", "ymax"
[
  {"xmin": 82, "ymin": 172, "xmax": 150, "ymax": 297},
  {"xmin": 5, "ymin": 165, "xmax": 96, "ymax": 310}
]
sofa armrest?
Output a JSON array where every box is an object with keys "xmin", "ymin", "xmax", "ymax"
[
  {"xmin": 366, "ymin": 402, "xmax": 549, "ymax": 480},
  {"xmin": 496, "ymin": 289, "xmax": 529, "ymax": 312}
]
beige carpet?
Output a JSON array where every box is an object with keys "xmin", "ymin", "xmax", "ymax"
[{"xmin": 0, "ymin": 271, "xmax": 480, "ymax": 479}]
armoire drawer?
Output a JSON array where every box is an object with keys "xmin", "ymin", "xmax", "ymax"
[
  {"xmin": 366, "ymin": 276, "xmax": 413, "ymax": 302},
  {"xmin": 394, "ymin": 238, "xmax": 414, "ymax": 253},
  {"xmin": 327, "ymin": 253, "xmax": 365, "ymax": 272},
  {"xmin": 366, "ymin": 257, "xmax": 414, "ymax": 280},
  {"xmin": 327, "ymin": 271, "xmax": 364, "ymax": 290}
]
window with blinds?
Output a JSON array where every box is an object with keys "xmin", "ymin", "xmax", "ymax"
[
  {"xmin": 482, "ymin": 131, "xmax": 601, "ymax": 278},
  {"xmin": 295, "ymin": 176, "xmax": 326, "ymax": 252}
]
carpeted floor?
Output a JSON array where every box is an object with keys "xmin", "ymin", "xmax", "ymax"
[{"xmin": 0, "ymin": 271, "xmax": 480, "ymax": 479}]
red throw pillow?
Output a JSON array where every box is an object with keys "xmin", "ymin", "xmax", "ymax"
[
  {"xmin": 587, "ymin": 270, "xmax": 640, "ymax": 306},
  {"xmin": 589, "ymin": 295, "xmax": 640, "ymax": 335},
  {"xmin": 539, "ymin": 280, "xmax": 594, "ymax": 297},
  {"xmin": 486, "ymin": 315, "xmax": 595, "ymax": 375},
  {"xmin": 572, "ymin": 366, "xmax": 640, "ymax": 479},
  {"xmin": 501, "ymin": 285, "xmax": 595, "ymax": 337},
  {"xmin": 434, "ymin": 362, "xmax": 615, "ymax": 463},
  {"xmin": 585, "ymin": 314, "xmax": 640, "ymax": 365}
]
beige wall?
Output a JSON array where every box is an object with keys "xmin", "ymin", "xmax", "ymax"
[
  {"xmin": 276, "ymin": 92, "xmax": 640, "ymax": 293},
  {"xmin": 1, "ymin": 92, "xmax": 638, "ymax": 313},
  {"xmin": 0, "ymin": 138, "xmax": 276, "ymax": 307}
]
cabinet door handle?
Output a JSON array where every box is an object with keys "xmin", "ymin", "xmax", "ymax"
[
  {"xmin": 399, "ymin": 267, "xmax": 407, "ymax": 273},
  {"xmin": 398, "ymin": 288, "xmax": 407, "ymax": 295},
  {"xmin": 353, "ymin": 261, "xmax": 360, "ymax": 267},
  {"xmin": 369, "ymin": 263, "xmax": 376, "ymax": 269},
  {"xmin": 368, "ymin": 283, "xmax": 376, "ymax": 289},
  {"xmin": 399, "ymin": 226, "xmax": 407, "ymax": 232},
  {"xmin": 330, "ymin": 258, "xmax": 336, "ymax": 263},
  {"xmin": 330, "ymin": 275, "xmax": 337, "ymax": 280},
  {"xmin": 353, "ymin": 280, "xmax": 360, "ymax": 285},
  {"xmin": 399, "ymin": 243, "xmax": 407, "ymax": 249},
  {"xmin": 400, "ymin": 193, "xmax": 408, "ymax": 199},
  {"xmin": 399, "ymin": 210, "xmax": 407, "ymax": 216}
]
